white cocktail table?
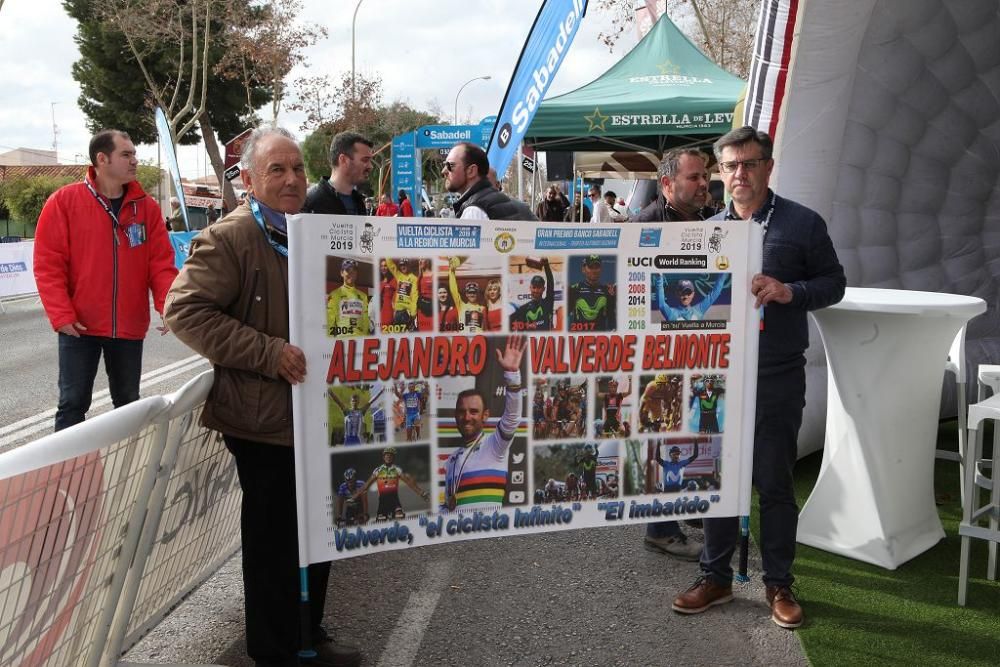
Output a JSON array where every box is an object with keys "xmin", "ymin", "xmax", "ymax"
[{"xmin": 798, "ymin": 287, "xmax": 986, "ymax": 568}]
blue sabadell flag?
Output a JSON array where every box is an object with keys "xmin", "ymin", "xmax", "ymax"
[{"xmin": 487, "ymin": 0, "xmax": 589, "ymax": 177}]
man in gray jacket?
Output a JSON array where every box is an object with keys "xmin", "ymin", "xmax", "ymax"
[{"xmin": 165, "ymin": 127, "xmax": 361, "ymax": 667}]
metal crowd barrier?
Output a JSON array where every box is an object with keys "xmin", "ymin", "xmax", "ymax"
[{"xmin": 0, "ymin": 370, "xmax": 240, "ymax": 667}]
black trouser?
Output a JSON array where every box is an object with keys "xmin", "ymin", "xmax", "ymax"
[
  {"xmin": 55, "ymin": 333, "xmax": 143, "ymax": 431},
  {"xmin": 225, "ymin": 436, "xmax": 331, "ymax": 665},
  {"xmin": 700, "ymin": 368, "xmax": 805, "ymax": 588}
]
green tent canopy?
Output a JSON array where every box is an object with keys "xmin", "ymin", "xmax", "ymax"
[{"xmin": 524, "ymin": 14, "xmax": 746, "ymax": 154}]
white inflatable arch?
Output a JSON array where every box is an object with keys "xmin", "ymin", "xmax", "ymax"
[{"xmin": 746, "ymin": 0, "xmax": 1000, "ymax": 454}]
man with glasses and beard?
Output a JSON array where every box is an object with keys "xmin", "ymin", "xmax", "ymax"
[
  {"xmin": 671, "ymin": 126, "xmax": 845, "ymax": 631},
  {"xmin": 303, "ymin": 131, "xmax": 373, "ymax": 216},
  {"xmin": 443, "ymin": 142, "xmax": 537, "ymax": 221}
]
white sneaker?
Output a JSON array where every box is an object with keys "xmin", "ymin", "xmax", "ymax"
[{"xmin": 643, "ymin": 534, "xmax": 702, "ymax": 561}]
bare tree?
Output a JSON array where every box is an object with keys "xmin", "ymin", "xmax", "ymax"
[
  {"xmin": 101, "ymin": 0, "xmax": 214, "ymax": 150},
  {"xmin": 286, "ymin": 75, "xmax": 337, "ymax": 132},
  {"xmin": 288, "ymin": 70, "xmax": 382, "ymax": 134},
  {"xmin": 593, "ymin": 0, "xmax": 760, "ymax": 78},
  {"xmin": 217, "ymin": 0, "xmax": 327, "ymax": 125},
  {"xmin": 94, "ymin": 0, "xmax": 318, "ymax": 209},
  {"xmin": 96, "ymin": 0, "xmax": 243, "ymax": 206}
]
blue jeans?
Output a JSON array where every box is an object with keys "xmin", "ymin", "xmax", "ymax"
[
  {"xmin": 700, "ymin": 368, "xmax": 805, "ymax": 588},
  {"xmin": 55, "ymin": 333, "xmax": 143, "ymax": 431}
]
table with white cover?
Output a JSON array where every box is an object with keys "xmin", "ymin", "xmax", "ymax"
[{"xmin": 798, "ymin": 287, "xmax": 986, "ymax": 569}]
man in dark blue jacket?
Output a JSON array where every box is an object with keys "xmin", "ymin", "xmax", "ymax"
[{"xmin": 671, "ymin": 126, "xmax": 846, "ymax": 631}]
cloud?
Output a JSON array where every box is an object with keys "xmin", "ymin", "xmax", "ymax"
[{"xmin": 1, "ymin": 0, "xmax": 638, "ymax": 176}]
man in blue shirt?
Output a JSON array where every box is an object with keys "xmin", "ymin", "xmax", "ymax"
[
  {"xmin": 656, "ymin": 276, "xmax": 728, "ymax": 323},
  {"xmin": 671, "ymin": 126, "xmax": 845, "ymax": 630},
  {"xmin": 657, "ymin": 443, "xmax": 700, "ymax": 491}
]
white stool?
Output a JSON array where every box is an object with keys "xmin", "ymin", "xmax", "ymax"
[
  {"xmin": 978, "ymin": 364, "xmax": 1000, "ymax": 400},
  {"xmin": 940, "ymin": 329, "xmax": 969, "ymax": 504},
  {"xmin": 957, "ymin": 391, "xmax": 1000, "ymax": 605}
]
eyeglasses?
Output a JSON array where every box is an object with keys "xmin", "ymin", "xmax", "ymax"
[
  {"xmin": 718, "ymin": 158, "xmax": 766, "ymax": 173},
  {"xmin": 442, "ymin": 161, "xmax": 461, "ymax": 172}
]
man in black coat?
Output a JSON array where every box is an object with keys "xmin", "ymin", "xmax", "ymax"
[
  {"xmin": 671, "ymin": 126, "xmax": 846, "ymax": 631},
  {"xmin": 443, "ymin": 142, "xmax": 537, "ymax": 221},
  {"xmin": 635, "ymin": 148, "xmax": 716, "ymax": 223},
  {"xmin": 303, "ymin": 131, "xmax": 373, "ymax": 215}
]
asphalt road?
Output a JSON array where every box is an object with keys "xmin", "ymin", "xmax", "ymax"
[
  {"xmin": 123, "ymin": 524, "xmax": 808, "ymax": 667},
  {"xmin": 0, "ymin": 296, "xmax": 207, "ymax": 451}
]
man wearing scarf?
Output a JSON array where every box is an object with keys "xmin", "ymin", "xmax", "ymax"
[{"xmin": 165, "ymin": 127, "xmax": 361, "ymax": 667}]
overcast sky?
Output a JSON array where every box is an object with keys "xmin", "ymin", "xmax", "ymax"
[{"xmin": 0, "ymin": 0, "xmax": 639, "ymax": 177}]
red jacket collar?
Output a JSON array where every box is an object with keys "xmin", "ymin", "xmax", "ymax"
[{"xmin": 85, "ymin": 166, "xmax": 147, "ymax": 203}]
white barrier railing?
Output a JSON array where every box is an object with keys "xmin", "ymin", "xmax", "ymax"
[{"xmin": 0, "ymin": 370, "xmax": 239, "ymax": 667}]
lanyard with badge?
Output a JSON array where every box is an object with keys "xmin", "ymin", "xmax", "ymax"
[
  {"xmin": 85, "ymin": 180, "xmax": 146, "ymax": 248},
  {"xmin": 248, "ymin": 196, "xmax": 289, "ymax": 258},
  {"xmin": 727, "ymin": 191, "xmax": 776, "ymax": 331}
]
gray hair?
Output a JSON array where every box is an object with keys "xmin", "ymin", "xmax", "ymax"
[
  {"xmin": 712, "ymin": 125, "xmax": 773, "ymax": 162},
  {"xmin": 329, "ymin": 131, "xmax": 373, "ymax": 169},
  {"xmin": 657, "ymin": 148, "xmax": 710, "ymax": 179},
  {"xmin": 241, "ymin": 126, "xmax": 297, "ymax": 171}
]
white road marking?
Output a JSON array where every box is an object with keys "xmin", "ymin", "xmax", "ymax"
[
  {"xmin": 376, "ymin": 559, "xmax": 453, "ymax": 667},
  {"xmin": 0, "ymin": 355, "xmax": 207, "ymax": 447}
]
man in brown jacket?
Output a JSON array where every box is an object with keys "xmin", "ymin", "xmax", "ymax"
[{"xmin": 165, "ymin": 127, "xmax": 361, "ymax": 667}]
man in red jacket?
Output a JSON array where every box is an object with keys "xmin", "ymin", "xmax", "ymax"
[
  {"xmin": 34, "ymin": 129, "xmax": 177, "ymax": 431},
  {"xmin": 397, "ymin": 189, "xmax": 414, "ymax": 217},
  {"xmin": 375, "ymin": 193, "xmax": 398, "ymax": 216}
]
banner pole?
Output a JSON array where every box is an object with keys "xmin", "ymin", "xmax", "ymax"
[
  {"xmin": 288, "ymin": 216, "xmax": 317, "ymax": 661},
  {"xmin": 297, "ymin": 567, "xmax": 316, "ymax": 660},
  {"xmin": 516, "ymin": 144, "xmax": 524, "ymax": 203},
  {"xmin": 735, "ymin": 515, "xmax": 750, "ymax": 582}
]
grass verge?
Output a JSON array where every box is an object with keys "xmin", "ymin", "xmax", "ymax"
[{"xmin": 752, "ymin": 421, "xmax": 999, "ymax": 666}]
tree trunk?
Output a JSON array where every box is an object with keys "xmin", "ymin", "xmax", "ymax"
[{"xmin": 198, "ymin": 115, "xmax": 238, "ymax": 211}]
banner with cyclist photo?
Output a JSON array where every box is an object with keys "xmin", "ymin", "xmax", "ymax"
[{"xmin": 288, "ymin": 215, "xmax": 762, "ymax": 564}]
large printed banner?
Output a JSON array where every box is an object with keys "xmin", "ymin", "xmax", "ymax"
[{"xmin": 289, "ymin": 217, "xmax": 762, "ymax": 563}]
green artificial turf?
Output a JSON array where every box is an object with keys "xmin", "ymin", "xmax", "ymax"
[{"xmin": 752, "ymin": 420, "xmax": 999, "ymax": 667}]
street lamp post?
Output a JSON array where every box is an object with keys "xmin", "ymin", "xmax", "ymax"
[
  {"xmin": 351, "ymin": 0, "xmax": 367, "ymax": 101},
  {"xmin": 454, "ymin": 75, "xmax": 491, "ymax": 126}
]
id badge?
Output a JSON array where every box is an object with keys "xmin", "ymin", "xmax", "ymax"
[{"xmin": 125, "ymin": 222, "xmax": 147, "ymax": 248}]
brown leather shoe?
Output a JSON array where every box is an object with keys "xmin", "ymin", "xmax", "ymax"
[
  {"xmin": 672, "ymin": 576, "xmax": 734, "ymax": 614},
  {"xmin": 766, "ymin": 585, "xmax": 803, "ymax": 629}
]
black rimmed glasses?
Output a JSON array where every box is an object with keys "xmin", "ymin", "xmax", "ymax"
[
  {"xmin": 718, "ymin": 158, "xmax": 767, "ymax": 173},
  {"xmin": 442, "ymin": 161, "xmax": 460, "ymax": 172}
]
